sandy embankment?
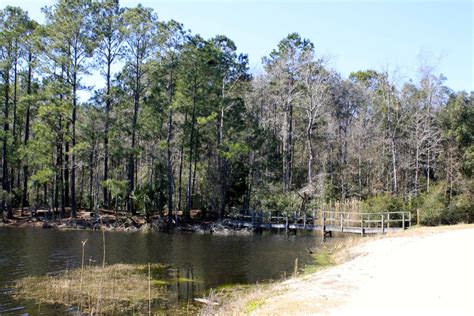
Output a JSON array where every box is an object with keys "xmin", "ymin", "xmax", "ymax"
[{"xmin": 212, "ymin": 225, "xmax": 474, "ymax": 316}]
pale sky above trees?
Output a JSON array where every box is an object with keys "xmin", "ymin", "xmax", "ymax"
[{"xmin": 3, "ymin": 0, "xmax": 472, "ymax": 92}]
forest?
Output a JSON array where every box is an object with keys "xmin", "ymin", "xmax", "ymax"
[{"xmin": 0, "ymin": 1, "xmax": 473, "ymax": 226}]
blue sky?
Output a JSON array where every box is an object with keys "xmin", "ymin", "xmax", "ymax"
[{"xmin": 2, "ymin": 0, "xmax": 473, "ymax": 92}]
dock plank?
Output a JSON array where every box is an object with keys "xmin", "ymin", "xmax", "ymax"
[{"xmin": 227, "ymin": 210, "xmax": 410, "ymax": 235}]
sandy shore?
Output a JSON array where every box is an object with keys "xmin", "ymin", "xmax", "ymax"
[{"xmin": 210, "ymin": 225, "xmax": 474, "ymax": 315}]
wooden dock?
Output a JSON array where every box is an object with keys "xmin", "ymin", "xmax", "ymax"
[{"xmin": 226, "ymin": 210, "xmax": 411, "ymax": 236}]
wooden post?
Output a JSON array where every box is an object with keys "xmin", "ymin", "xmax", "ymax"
[
  {"xmin": 285, "ymin": 212, "xmax": 289, "ymax": 233},
  {"xmin": 387, "ymin": 212, "xmax": 390, "ymax": 228},
  {"xmin": 417, "ymin": 209, "xmax": 420, "ymax": 226},
  {"xmin": 303, "ymin": 212, "xmax": 307, "ymax": 229},
  {"xmin": 402, "ymin": 212, "xmax": 405, "ymax": 230},
  {"xmin": 313, "ymin": 210, "xmax": 316, "ymax": 226},
  {"xmin": 381, "ymin": 214, "xmax": 385, "ymax": 234},
  {"xmin": 340, "ymin": 213, "xmax": 343, "ymax": 232},
  {"xmin": 360, "ymin": 214, "xmax": 364, "ymax": 236},
  {"xmin": 252, "ymin": 211, "xmax": 255, "ymax": 227},
  {"xmin": 322, "ymin": 212, "xmax": 326, "ymax": 239},
  {"xmin": 408, "ymin": 212, "xmax": 412, "ymax": 228}
]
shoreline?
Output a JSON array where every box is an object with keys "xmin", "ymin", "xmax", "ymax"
[
  {"xmin": 0, "ymin": 209, "xmax": 253, "ymax": 235},
  {"xmin": 201, "ymin": 224, "xmax": 474, "ymax": 315}
]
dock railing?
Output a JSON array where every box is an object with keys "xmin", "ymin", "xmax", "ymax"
[{"xmin": 228, "ymin": 209, "xmax": 411, "ymax": 235}]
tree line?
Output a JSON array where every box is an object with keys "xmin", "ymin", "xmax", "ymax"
[{"xmin": 1, "ymin": 1, "xmax": 472, "ymax": 224}]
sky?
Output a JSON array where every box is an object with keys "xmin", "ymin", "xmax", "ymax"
[{"xmin": 1, "ymin": 0, "xmax": 473, "ymax": 93}]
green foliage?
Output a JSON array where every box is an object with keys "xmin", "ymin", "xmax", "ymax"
[
  {"xmin": 197, "ymin": 112, "xmax": 218, "ymax": 125},
  {"xmin": 362, "ymin": 194, "xmax": 406, "ymax": 213},
  {"xmin": 414, "ymin": 183, "xmax": 447, "ymax": 226},
  {"xmin": 448, "ymin": 180, "xmax": 474, "ymax": 223},
  {"xmin": 131, "ymin": 184, "xmax": 155, "ymax": 219},
  {"xmin": 463, "ymin": 145, "xmax": 474, "ymax": 178},
  {"xmin": 30, "ymin": 168, "xmax": 54, "ymax": 186},
  {"xmin": 102, "ymin": 179, "xmax": 128, "ymax": 211},
  {"xmin": 221, "ymin": 141, "xmax": 249, "ymax": 160},
  {"xmin": 102, "ymin": 179, "xmax": 128, "ymax": 200},
  {"xmin": 410, "ymin": 181, "xmax": 473, "ymax": 225},
  {"xmin": 252, "ymin": 184, "xmax": 301, "ymax": 213},
  {"xmin": 361, "ymin": 183, "xmax": 473, "ymax": 226},
  {"xmin": 0, "ymin": 2, "xmax": 472, "ymax": 227}
]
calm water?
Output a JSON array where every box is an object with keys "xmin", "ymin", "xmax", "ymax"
[{"xmin": 0, "ymin": 227, "xmax": 326, "ymax": 314}]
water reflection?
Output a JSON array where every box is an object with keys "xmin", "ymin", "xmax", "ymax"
[{"xmin": 0, "ymin": 227, "xmax": 323, "ymax": 314}]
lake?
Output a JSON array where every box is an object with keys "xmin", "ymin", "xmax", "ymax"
[{"xmin": 0, "ymin": 227, "xmax": 328, "ymax": 314}]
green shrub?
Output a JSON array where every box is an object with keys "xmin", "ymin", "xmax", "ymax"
[
  {"xmin": 445, "ymin": 180, "xmax": 474, "ymax": 224},
  {"xmin": 362, "ymin": 193, "xmax": 406, "ymax": 213},
  {"xmin": 414, "ymin": 181, "xmax": 473, "ymax": 225},
  {"xmin": 416, "ymin": 184, "xmax": 447, "ymax": 226},
  {"xmin": 132, "ymin": 185, "xmax": 154, "ymax": 220},
  {"xmin": 252, "ymin": 183, "xmax": 301, "ymax": 213}
]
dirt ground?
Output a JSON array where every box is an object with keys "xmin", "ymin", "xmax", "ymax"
[{"xmin": 218, "ymin": 225, "xmax": 474, "ymax": 315}]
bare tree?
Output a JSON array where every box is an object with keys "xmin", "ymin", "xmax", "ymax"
[{"xmin": 297, "ymin": 52, "xmax": 331, "ymax": 186}]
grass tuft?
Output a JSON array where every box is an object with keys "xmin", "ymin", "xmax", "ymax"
[
  {"xmin": 244, "ymin": 298, "xmax": 266, "ymax": 313},
  {"xmin": 15, "ymin": 263, "xmax": 170, "ymax": 314}
]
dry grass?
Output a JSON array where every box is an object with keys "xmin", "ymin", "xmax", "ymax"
[
  {"xmin": 392, "ymin": 223, "xmax": 474, "ymax": 236},
  {"xmin": 331, "ymin": 235, "xmax": 372, "ymax": 264},
  {"xmin": 199, "ymin": 283, "xmax": 277, "ymax": 316},
  {"xmin": 15, "ymin": 263, "xmax": 170, "ymax": 314}
]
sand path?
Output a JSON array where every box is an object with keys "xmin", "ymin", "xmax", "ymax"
[{"xmin": 252, "ymin": 227, "xmax": 474, "ymax": 315}]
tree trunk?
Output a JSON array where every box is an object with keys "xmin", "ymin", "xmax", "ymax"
[
  {"xmin": 243, "ymin": 152, "xmax": 255, "ymax": 211},
  {"xmin": 426, "ymin": 147, "xmax": 430, "ymax": 192},
  {"xmin": 64, "ymin": 136, "xmax": 70, "ymax": 206},
  {"xmin": 2, "ymin": 69, "xmax": 12, "ymax": 218},
  {"xmin": 89, "ymin": 149, "xmax": 94, "ymax": 211},
  {"xmin": 71, "ymin": 70, "xmax": 78, "ymax": 217},
  {"xmin": 103, "ymin": 58, "xmax": 111, "ymax": 207},
  {"xmin": 306, "ymin": 123, "xmax": 314, "ymax": 185},
  {"xmin": 218, "ymin": 82, "xmax": 226, "ymax": 219},
  {"xmin": 185, "ymin": 80, "xmax": 197, "ymax": 221},
  {"xmin": 283, "ymin": 111, "xmax": 289, "ymax": 192},
  {"xmin": 390, "ymin": 135, "xmax": 398, "ymax": 194},
  {"xmin": 192, "ymin": 145, "xmax": 198, "ymax": 198},
  {"xmin": 53, "ymin": 166, "xmax": 58, "ymax": 215},
  {"xmin": 288, "ymin": 102, "xmax": 293, "ymax": 190},
  {"xmin": 57, "ymin": 135, "xmax": 65, "ymax": 217},
  {"xmin": 358, "ymin": 152, "xmax": 362, "ymax": 196},
  {"xmin": 177, "ymin": 113, "xmax": 187, "ymax": 213},
  {"xmin": 128, "ymin": 59, "xmax": 140, "ymax": 215},
  {"xmin": 166, "ymin": 99, "xmax": 174, "ymax": 225},
  {"xmin": 415, "ymin": 140, "xmax": 419, "ymax": 196},
  {"xmin": 282, "ymin": 101, "xmax": 293, "ymax": 193},
  {"xmin": 79, "ymin": 164, "xmax": 85, "ymax": 208},
  {"xmin": 11, "ymin": 47, "xmax": 18, "ymax": 192},
  {"xmin": 22, "ymin": 48, "xmax": 33, "ymax": 211},
  {"xmin": 341, "ymin": 130, "xmax": 349, "ymax": 200}
]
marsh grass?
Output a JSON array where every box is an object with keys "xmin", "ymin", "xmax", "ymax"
[{"xmin": 15, "ymin": 263, "xmax": 171, "ymax": 314}]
